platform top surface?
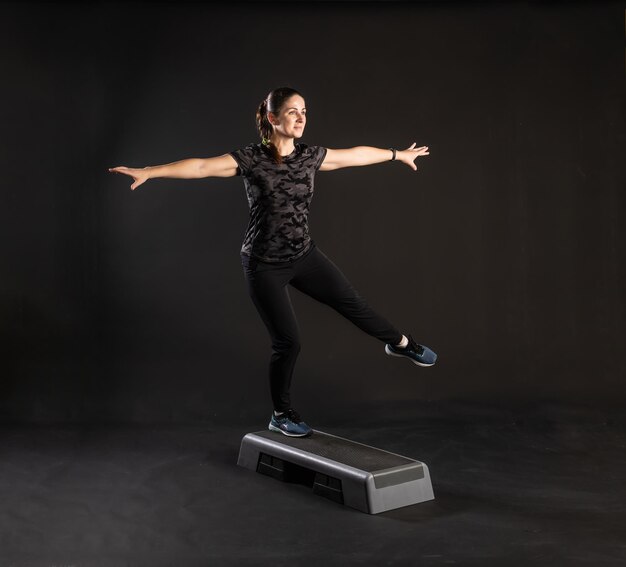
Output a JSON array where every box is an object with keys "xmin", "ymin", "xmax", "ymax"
[{"xmin": 249, "ymin": 430, "xmax": 417, "ymax": 472}]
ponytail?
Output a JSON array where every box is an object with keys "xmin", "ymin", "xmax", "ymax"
[{"xmin": 256, "ymin": 97, "xmax": 282, "ymax": 165}]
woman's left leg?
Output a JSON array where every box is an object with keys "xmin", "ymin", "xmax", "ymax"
[{"xmin": 290, "ymin": 246, "xmax": 404, "ymax": 345}]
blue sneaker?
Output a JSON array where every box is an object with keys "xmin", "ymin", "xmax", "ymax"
[
  {"xmin": 268, "ymin": 408, "xmax": 313, "ymax": 437},
  {"xmin": 385, "ymin": 334, "xmax": 437, "ymax": 367}
]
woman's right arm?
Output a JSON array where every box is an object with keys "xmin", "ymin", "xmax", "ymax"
[{"xmin": 108, "ymin": 154, "xmax": 239, "ymax": 191}]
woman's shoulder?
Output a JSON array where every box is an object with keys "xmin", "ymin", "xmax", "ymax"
[
  {"xmin": 230, "ymin": 142, "xmax": 268, "ymax": 163},
  {"xmin": 295, "ymin": 143, "xmax": 327, "ymax": 170},
  {"xmin": 297, "ymin": 142, "xmax": 326, "ymax": 154},
  {"xmin": 241, "ymin": 142, "xmax": 263, "ymax": 152}
]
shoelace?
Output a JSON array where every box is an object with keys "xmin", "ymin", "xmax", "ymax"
[{"xmin": 406, "ymin": 334, "xmax": 425, "ymax": 356}]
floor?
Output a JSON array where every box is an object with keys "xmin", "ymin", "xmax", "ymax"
[{"xmin": 1, "ymin": 400, "xmax": 624, "ymax": 566}]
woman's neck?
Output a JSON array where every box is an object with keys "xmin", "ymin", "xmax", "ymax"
[{"xmin": 270, "ymin": 135, "xmax": 296, "ymax": 157}]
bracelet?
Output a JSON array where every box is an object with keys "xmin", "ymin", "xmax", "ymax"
[{"xmin": 389, "ymin": 148, "xmax": 396, "ymax": 161}]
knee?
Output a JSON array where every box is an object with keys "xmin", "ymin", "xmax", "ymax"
[
  {"xmin": 331, "ymin": 290, "xmax": 366, "ymax": 311},
  {"xmin": 320, "ymin": 284, "xmax": 362, "ymax": 308},
  {"xmin": 272, "ymin": 336, "xmax": 301, "ymax": 357}
]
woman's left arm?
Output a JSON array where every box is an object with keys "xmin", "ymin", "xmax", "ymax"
[{"xmin": 319, "ymin": 143, "xmax": 429, "ymax": 172}]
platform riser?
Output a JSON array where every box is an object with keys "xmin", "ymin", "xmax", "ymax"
[{"xmin": 238, "ymin": 431, "xmax": 435, "ymax": 514}]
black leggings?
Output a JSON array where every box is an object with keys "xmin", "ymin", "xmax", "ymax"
[{"xmin": 241, "ymin": 242, "xmax": 403, "ymax": 412}]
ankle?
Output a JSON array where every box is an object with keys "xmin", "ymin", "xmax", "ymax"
[{"xmin": 395, "ymin": 335, "xmax": 408, "ymax": 348}]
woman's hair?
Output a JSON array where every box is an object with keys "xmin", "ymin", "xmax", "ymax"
[{"xmin": 256, "ymin": 86, "xmax": 304, "ymax": 164}]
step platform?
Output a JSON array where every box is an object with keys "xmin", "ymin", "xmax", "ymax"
[{"xmin": 237, "ymin": 429, "xmax": 434, "ymax": 514}]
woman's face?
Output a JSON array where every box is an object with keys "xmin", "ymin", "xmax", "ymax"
[{"xmin": 269, "ymin": 95, "xmax": 306, "ymax": 140}]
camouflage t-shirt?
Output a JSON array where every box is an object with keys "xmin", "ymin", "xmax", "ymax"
[{"xmin": 229, "ymin": 142, "xmax": 327, "ymax": 262}]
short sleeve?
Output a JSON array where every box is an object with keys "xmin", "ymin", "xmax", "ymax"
[
  {"xmin": 311, "ymin": 145, "xmax": 327, "ymax": 171},
  {"xmin": 229, "ymin": 144, "xmax": 256, "ymax": 176}
]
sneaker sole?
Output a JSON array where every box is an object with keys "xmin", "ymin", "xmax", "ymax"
[
  {"xmin": 385, "ymin": 345, "xmax": 436, "ymax": 367},
  {"xmin": 268, "ymin": 422, "xmax": 312, "ymax": 437}
]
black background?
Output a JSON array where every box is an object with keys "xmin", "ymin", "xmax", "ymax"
[{"xmin": 1, "ymin": 1, "xmax": 624, "ymax": 422}]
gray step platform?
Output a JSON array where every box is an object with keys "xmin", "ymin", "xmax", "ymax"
[{"xmin": 237, "ymin": 429, "xmax": 435, "ymax": 514}]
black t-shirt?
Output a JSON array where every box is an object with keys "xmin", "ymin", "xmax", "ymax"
[{"xmin": 229, "ymin": 142, "xmax": 327, "ymax": 262}]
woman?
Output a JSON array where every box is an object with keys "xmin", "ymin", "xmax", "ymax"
[{"xmin": 109, "ymin": 86, "xmax": 437, "ymax": 438}]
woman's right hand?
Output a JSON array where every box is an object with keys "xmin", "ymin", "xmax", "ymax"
[{"xmin": 108, "ymin": 166, "xmax": 150, "ymax": 191}]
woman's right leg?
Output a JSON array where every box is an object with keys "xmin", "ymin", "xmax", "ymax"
[
  {"xmin": 242, "ymin": 257, "xmax": 300, "ymax": 413},
  {"xmin": 290, "ymin": 246, "xmax": 404, "ymax": 345}
]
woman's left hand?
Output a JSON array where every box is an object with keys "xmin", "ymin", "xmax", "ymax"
[{"xmin": 398, "ymin": 143, "xmax": 430, "ymax": 171}]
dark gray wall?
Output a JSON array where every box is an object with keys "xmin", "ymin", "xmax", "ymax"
[{"xmin": 1, "ymin": 1, "xmax": 624, "ymax": 422}]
